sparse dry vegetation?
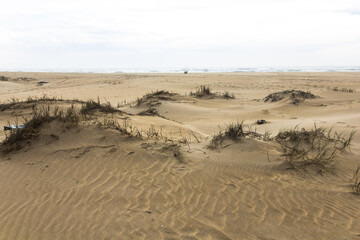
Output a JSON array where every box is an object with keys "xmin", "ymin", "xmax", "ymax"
[
  {"xmin": 332, "ymin": 87, "xmax": 355, "ymax": 93},
  {"xmin": 0, "ymin": 93, "xmax": 193, "ymax": 156},
  {"xmin": 222, "ymin": 91, "xmax": 235, "ymax": 99},
  {"xmin": 264, "ymin": 90, "xmax": 316, "ymax": 104},
  {"xmin": 1, "ymin": 105, "xmax": 80, "ymax": 153},
  {"xmin": 0, "ymin": 76, "xmax": 10, "ymax": 81},
  {"xmin": 209, "ymin": 121, "xmax": 355, "ymax": 174},
  {"xmin": 97, "ymin": 117, "xmax": 185, "ymax": 162},
  {"xmin": 190, "ymin": 85, "xmax": 235, "ymax": 99},
  {"xmin": 136, "ymin": 90, "xmax": 177, "ymax": 106},
  {"xmin": 162, "ymin": 142, "xmax": 183, "ymax": 163},
  {"xmin": 276, "ymin": 125, "xmax": 355, "ymax": 173},
  {"xmin": 190, "ymin": 85, "xmax": 211, "ymax": 98},
  {"xmin": 80, "ymin": 98, "xmax": 120, "ymax": 115},
  {"xmin": 0, "ymin": 95, "xmax": 83, "ymax": 111},
  {"xmin": 209, "ymin": 122, "xmax": 261, "ymax": 148},
  {"xmin": 0, "ymin": 75, "xmax": 37, "ymax": 82},
  {"xmin": 96, "ymin": 117, "xmax": 142, "ymax": 138}
]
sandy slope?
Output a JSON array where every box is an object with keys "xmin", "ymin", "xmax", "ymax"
[{"xmin": 0, "ymin": 72, "xmax": 359, "ymax": 239}]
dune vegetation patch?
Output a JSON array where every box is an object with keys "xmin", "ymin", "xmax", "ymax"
[
  {"xmin": 1, "ymin": 105, "xmax": 80, "ymax": 153},
  {"xmin": 208, "ymin": 120, "xmax": 355, "ymax": 175},
  {"xmin": 0, "ymin": 95, "xmax": 84, "ymax": 112},
  {"xmin": 209, "ymin": 121, "xmax": 262, "ymax": 148},
  {"xmin": 264, "ymin": 90, "xmax": 317, "ymax": 104},
  {"xmin": 0, "ymin": 75, "xmax": 10, "ymax": 81},
  {"xmin": 332, "ymin": 87, "xmax": 356, "ymax": 93},
  {"xmin": 129, "ymin": 90, "xmax": 178, "ymax": 118},
  {"xmin": 190, "ymin": 85, "xmax": 235, "ymax": 99},
  {"xmin": 135, "ymin": 90, "xmax": 178, "ymax": 107},
  {"xmin": 275, "ymin": 125, "xmax": 355, "ymax": 173},
  {"xmin": 0, "ymin": 75, "xmax": 37, "ymax": 82},
  {"xmin": 80, "ymin": 98, "xmax": 121, "ymax": 115}
]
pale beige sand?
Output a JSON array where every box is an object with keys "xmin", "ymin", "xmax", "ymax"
[{"xmin": 0, "ymin": 72, "xmax": 359, "ymax": 239}]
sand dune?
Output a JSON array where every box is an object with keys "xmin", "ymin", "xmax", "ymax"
[{"xmin": 0, "ymin": 72, "xmax": 359, "ymax": 239}]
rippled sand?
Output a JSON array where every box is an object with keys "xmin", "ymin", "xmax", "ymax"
[{"xmin": 0, "ymin": 72, "xmax": 359, "ymax": 239}]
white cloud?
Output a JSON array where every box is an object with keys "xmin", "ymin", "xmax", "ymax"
[{"xmin": 0, "ymin": 0, "xmax": 359, "ymax": 68}]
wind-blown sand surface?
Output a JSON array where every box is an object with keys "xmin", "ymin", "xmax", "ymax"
[{"xmin": 0, "ymin": 72, "xmax": 359, "ymax": 239}]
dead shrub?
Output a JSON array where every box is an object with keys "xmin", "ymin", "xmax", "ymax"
[{"xmin": 276, "ymin": 125, "xmax": 355, "ymax": 173}]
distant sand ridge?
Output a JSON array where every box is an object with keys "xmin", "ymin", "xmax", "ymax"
[{"xmin": 0, "ymin": 72, "xmax": 359, "ymax": 239}]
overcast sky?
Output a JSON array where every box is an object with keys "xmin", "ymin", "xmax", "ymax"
[{"xmin": 1, "ymin": 0, "xmax": 360, "ymax": 69}]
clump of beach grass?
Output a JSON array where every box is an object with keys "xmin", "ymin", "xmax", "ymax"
[
  {"xmin": 209, "ymin": 121, "xmax": 261, "ymax": 148},
  {"xmin": 0, "ymin": 76, "xmax": 10, "ymax": 81},
  {"xmin": 135, "ymin": 90, "xmax": 176, "ymax": 106},
  {"xmin": 1, "ymin": 105, "xmax": 80, "ymax": 153},
  {"xmin": 80, "ymin": 97, "xmax": 119, "ymax": 115},
  {"xmin": 275, "ymin": 125, "xmax": 355, "ymax": 173},
  {"xmin": 190, "ymin": 85, "xmax": 235, "ymax": 99},
  {"xmin": 190, "ymin": 85, "xmax": 211, "ymax": 98}
]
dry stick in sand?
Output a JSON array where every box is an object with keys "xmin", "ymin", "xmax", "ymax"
[
  {"xmin": 190, "ymin": 131, "xmax": 201, "ymax": 143},
  {"xmin": 352, "ymin": 165, "xmax": 360, "ymax": 195}
]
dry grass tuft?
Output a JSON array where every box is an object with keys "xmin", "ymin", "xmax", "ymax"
[
  {"xmin": 136, "ymin": 90, "xmax": 177, "ymax": 107},
  {"xmin": 209, "ymin": 122, "xmax": 261, "ymax": 148},
  {"xmin": 190, "ymin": 85, "xmax": 235, "ymax": 99},
  {"xmin": 0, "ymin": 76, "xmax": 10, "ymax": 81},
  {"xmin": 96, "ymin": 117, "xmax": 142, "ymax": 138},
  {"xmin": 276, "ymin": 125, "xmax": 355, "ymax": 173},
  {"xmin": 162, "ymin": 142, "xmax": 184, "ymax": 163},
  {"xmin": 80, "ymin": 98, "xmax": 120, "ymax": 115},
  {"xmin": 190, "ymin": 85, "xmax": 212, "ymax": 98},
  {"xmin": 1, "ymin": 105, "xmax": 80, "ymax": 153}
]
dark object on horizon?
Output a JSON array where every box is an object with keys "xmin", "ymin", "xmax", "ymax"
[
  {"xmin": 4, "ymin": 125, "xmax": 24, "ymax": 131},
  {"xmin": 256, "ymin": 120, "xmax": 266, "ymax": 125},
  {"xmin": 37, "ymin": 81, "xmax": 49, "ymax": 86},
  {"xmin": 184, "ymin": 70, "xmax": 188, "ymax": 74}
]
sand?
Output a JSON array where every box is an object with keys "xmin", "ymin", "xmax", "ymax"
[{"xmin": 0, "ymin": 72, "xmax": 359, "ymax": 239}]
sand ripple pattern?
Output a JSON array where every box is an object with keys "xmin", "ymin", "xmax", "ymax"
[{"xmin": 0, "ymin": 130, "xmax": 360, "ymax": 240}]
